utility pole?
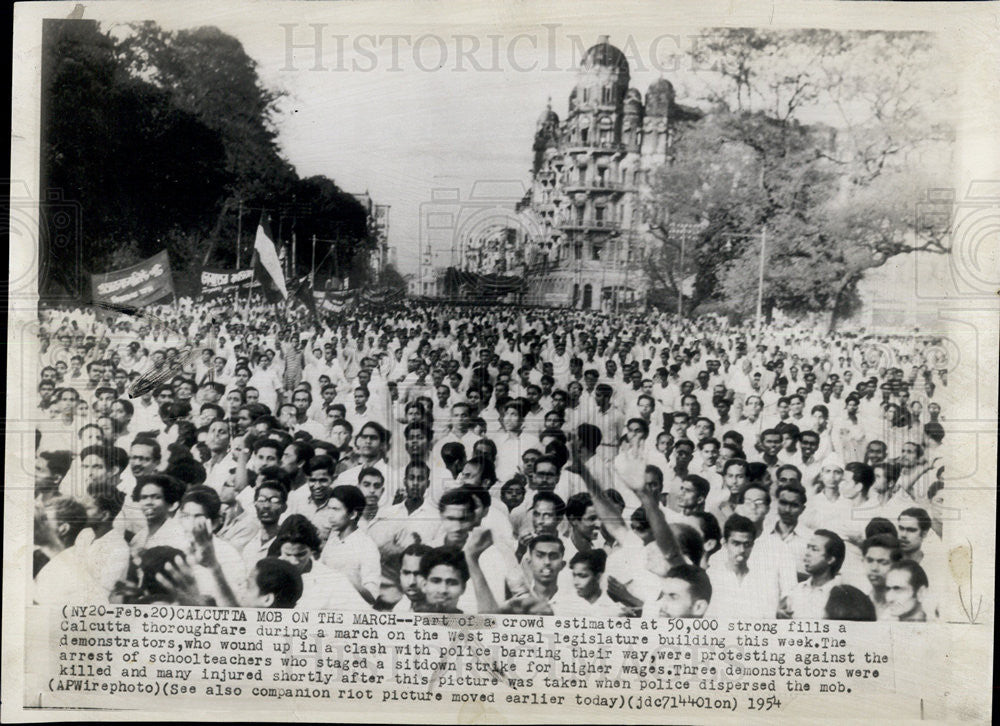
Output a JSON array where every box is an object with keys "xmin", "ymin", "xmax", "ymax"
[
  {"xmin": 677, "ymin": 231, "xmax": 685, "ymax": 318},
  {"xmin": 333, "ymin": 227, "xmax": 340, "ymax": 282},
  {"xmin": 235, "ymin": 198, "xmax": 243, "ymax": 270},
  {"xmin": 291, "ymin": 228, "xmax": 297, "ymax": 283},
  {"xmin": 311, "ymin": 234, "xmax": 317, "ymax": 287},
  {"xmin": 755, "ymin": 225, "xmax": 767, "ymax": 332}
]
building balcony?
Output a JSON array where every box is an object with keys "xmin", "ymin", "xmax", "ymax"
[
  {"xmin": 558, "ymin": 219, "xmax": 621, "ymax": 232},
  {"xmin": 562, "ymin": 179, "xmax": 628, "ymax": 194},
  {"xmin": 563, "ymin": 142, "xmax": 627, "ymax": 155}
]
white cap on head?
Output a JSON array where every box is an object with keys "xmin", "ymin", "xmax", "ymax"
[{"xmin": 821, "ymin": 454, "xmax": 845, "ymax": 472}]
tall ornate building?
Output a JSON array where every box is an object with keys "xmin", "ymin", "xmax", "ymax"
[{"xmin": 509, "ymin": 36, "xmax": 700, "ymax": 309}]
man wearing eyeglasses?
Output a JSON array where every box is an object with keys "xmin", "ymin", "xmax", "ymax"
[{"xmin": 241, "ymin": 479, "xmax": 289, "ymax": 570}]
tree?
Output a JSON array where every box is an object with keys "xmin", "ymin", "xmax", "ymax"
[
  {"xmin": 283, "ymin": 176, "xmax": 369, "ymax": 281},
  {"xmin": 644, "ymin": 29, "xmax": 954, "ymax": 329},
  {"xmin": 116, "ymin": 23, "xmax": 299, "ymax": 266},
  {"xmin": 645, "ymin": 110, "xmax": 835, "ymax": 315},
  {"xmin": 40, "ymin": 19, "xmax": 230, "ymax": 297},
  {"xmin": 40, "ymin": 19, "xmax": 375, "ymax": 299},
  {"xmin": 380, "ymin": 263, "xmax": 408, "ymax": 293}
]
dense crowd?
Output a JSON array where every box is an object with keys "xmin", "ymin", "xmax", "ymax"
[{"xmin": 31, "ymin": 295, "xmax": 948, "ymax": 620}]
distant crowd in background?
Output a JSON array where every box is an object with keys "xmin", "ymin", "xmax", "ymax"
[{"xmin": 32, "ymin": 296, "xmax": 947, "ymax": 621}]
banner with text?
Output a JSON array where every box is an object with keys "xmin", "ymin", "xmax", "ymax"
[
  {"xmin": 90, "ymin": 251, "xmax": 175, "ymax": 307},
  {"xmin": 200, "ymin": 267, "xmax": 260, "ymax": 300}
]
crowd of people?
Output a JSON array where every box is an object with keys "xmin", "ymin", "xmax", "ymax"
[{"xmin": 31, "ymin": 295, "xmax": 948, "ymax": 621}]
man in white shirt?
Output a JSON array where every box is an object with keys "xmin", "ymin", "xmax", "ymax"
[
  {"xmin": 705, "ymin": 514, "xmax": 781, "ymax": 620},
  {"xmin": 319, "ymin": 484, "xmax": 381, "ymax": 606},
  {"xmin": 175, "ymin": 485, "xmax": 248, "ymax": 604},
  {"xmin": 490, "ymin": 400, "xmax": 541, "ymax": 483},
  {"xmin": 782, "ymin": 529, "xmax": 845, "ymax": 619},
  {"xmin": 270, "ymin": 514, "xmax": 368, "ymax": 611}
]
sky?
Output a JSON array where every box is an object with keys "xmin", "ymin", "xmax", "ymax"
[
  {"xmin": 80, "ymin": 1, "xmax": 744, "ymax": 274},
  {"xmin": 74, "ymin": 1, "xmax": 955, "ymax": 276}
]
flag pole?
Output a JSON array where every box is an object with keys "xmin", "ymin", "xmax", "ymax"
[
  {"xmin": 245, "ymin": 259, "xmax": 256, "ymax": 323},
  {"xmin": 246, "ymin": 211, "xmax": 262, "ymax": 323}
]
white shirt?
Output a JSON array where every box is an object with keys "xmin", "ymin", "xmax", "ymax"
[
  {"xmin": 549, "ymin": 588, "xmax": 621, "ymax": 617},
  {"xmin": 298, "ymin": 560, "xmax": 369, "ymax": 611},
  {"xmin": 705, "ymin": 557, "xmax": 781, "ymax": 620},
  {"xmin": 319, "ymin": 527, "xmax": 381, "ymax": 598},
  {"xmin": 786, "ymin": 575, "xmax": 841, "ymax": 619}
]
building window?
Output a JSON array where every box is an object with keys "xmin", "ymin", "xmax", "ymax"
[
  {"xmin": 594, "ymin": 206, "xmax": 605, "ymax": 224},
  {"xmin": 581, "ymin": 128, "xmax": 589, "ymax": 145},
  {"xmin": 574, "ymin": 242, "xmax": 582, "ymax": 260}
]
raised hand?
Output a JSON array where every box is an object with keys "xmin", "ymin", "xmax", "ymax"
[
  {"xmin": 187, "ymin": 519, "xmax": 218, "ymax": 569},
  {"xmin": 156, "ymin": 554, "xmax": 211, "ymax": 606},
  {"xmin": 463, "ymin": 527, "xmax": 493, "ymax": 561}
]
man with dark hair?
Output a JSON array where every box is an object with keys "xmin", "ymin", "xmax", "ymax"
[
  {"xmin": 35, "ymin": 450, "xmax": 73, "ymax": 501},
  {"xmin": 286, "ymin": 455, "xmax": 344, "ymax": 543},
  {"xmin": 758, "ymin": 428, "xmax": 783, "ymax": 469},
  {"xmin": 435, "ymin": 402, "xmax": 479, "ymax": 464},
  {"xmin": 520, "ymin": 534, "xmax": 566, "ymax": 608},
  {"xmin": 894, "ymin": 506, "xmax": 942, "ymax": 615},
  {"xmin": 491, "ymin": 399, "xmax": 542, "ymax": 483},
  {"xmin": 393, "ymin": 542, "xmax": 433, "ymax": 612},
  {"xmin": 269, "ymin": 515, "xmax": 366, "ymax": 611},
  {"xmin": 758, "ymin": 482, "xmax": 812, "ymax": 584},
  {"xmin": 885, "ymin": 560, "xmax": 930, "ymax": 622},
  {"xmin": 564, "ymin": 492, "xmax": 601, "ymax": 560},
  {"xmin": 129, "ymin": 474, "xmax": 187, "ymax": 552},
  {"xmin": 242, "ymin": 479, "xmax": 289, "ymax": 569},
  {"xmin": 897, "ymin": 507, "xmax": 933, "ymax": 564},
  {"xmin": 35, "ymin": 488, "xmax": 127, "ymax": 604},
  {"xmin": 706, "ymin": 514, "xmax": 780, "ymax": 619},
  {"xmin": 860, "ymin": 534, "xmax": 903, "ymax": 619},
  {"xmin": 33, "ymin": 497, "xmax": 89, "ymax": 598},
  {"xmin": 553, "ymin": 548, "xmax": 620, "ymax": 616},
  {"xmin": 649, "ymin": 563, "xmax": 713, "ymax": 618},
  {"xmin": 176, "ymin": 485, "xmax": 248, "ymax": 604},
  {"xmin": 499, "ymin": 476, "xmax": 526, "ymax": 514},
  {"xmin": 353, "ymin": 466, "xmax": 421, "ymax": 606},
  {"xmin": 515, "ymin": 491, "xmax": 567, "ymax": 561},
  {"xmin": 667, "ymin": 475, "xmax": 710, "ymax": 527},
  {"xmin": 415, "ymin": 488, "xmax": 505, "ymax": 613},
  {"xmin": 246, "ymin": 558, "xmax": 303, "ymax": 609},
  {"xmin": 784, "ymin": 529, "xmax": 845, "ymax": 619},
  {"xmin": 318, "ymin": 484, "xmax": 380, "ymax": 605},
  {"xmin": 793, "ymin": 430, "xmax": 823, "ymax": 487},
  {"xmin": 824, "ymin": 584, "xmax": 877, "ymax": 622},
  {"xmin": 415, "ymin": 547, "xmax": 469, "ymax": 613},
  {"xmin": 280, "ymin": 440, "xmax": 315, "ymax": 492},
  {"xmin": 708, "ymin": 458, "xmax": 748, "ymax": 525},
  {"xmin": 335, "ymin": 422, "xmax": 389, "ymax": 505}
]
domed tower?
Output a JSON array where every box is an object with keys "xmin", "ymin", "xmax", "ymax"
[
  {"xmin": 622, "ymin": 87, "xmax": 644, "ymax": 152},
  {"xmin": 568, "ymin": 35, "xmax": 630, "ymax": 146},
  {"xmin": 643, "ymin": 78, "xmax": 675, "ymax": 159},
  {"xmin": 533, "ymin": 98, "xmax": 561, "ymax": 174}
]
